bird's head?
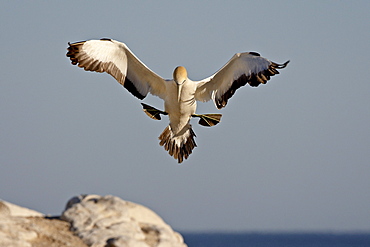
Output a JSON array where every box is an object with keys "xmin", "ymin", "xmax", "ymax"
[
  {"xmin": 173, "ymin": 66, "xmax": 187, "ymax": 85},
  {"xmin": 173, "ymin": 66, "xmax": 187, "ymax": 102}
]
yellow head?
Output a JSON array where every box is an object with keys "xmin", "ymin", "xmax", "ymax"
[{"xmin": 173, "ymin": 66, "xmax": 187, "ymax": 85}]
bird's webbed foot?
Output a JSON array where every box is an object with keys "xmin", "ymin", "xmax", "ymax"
[
  {"xmin": 192, "ymin": 114, "xmax": 222, "ymax": 127},
  {"xmin": 141, "ymin": 103, "xmax": 168, "ymax": 120}
]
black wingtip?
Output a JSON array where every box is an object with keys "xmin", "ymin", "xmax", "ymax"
[
  {"xmin": 100, "ymin": 38, "xmax": 112, "ymax": 41},
  {"xmin": 271, "ymin": 60, "xmax": 290, "ymax": 69},
  {"xmin": 249, "ymin": 52, "xmax": 261, "ymax": 56},
  {"xmin": 279, "ymin": 60, "xmax": 290, "ymax": 68}
]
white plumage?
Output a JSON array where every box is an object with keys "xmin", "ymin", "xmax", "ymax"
[{"xmin": 67, "ymin": 38, "xmax": 289, "ymax": 163}]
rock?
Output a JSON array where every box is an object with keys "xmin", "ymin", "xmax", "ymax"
[
  {"xmin": 0, "ymin": 216, "xmax": 36, "ymax": 247},
  {"xmin": 0, "ymin": 200, "xmax": 87, "ymax": 247},
  {"xmin": 0, "ymin": 201, "xmax": 11, "ymax": 217},
  {"xmin": 1, "ymin": 200, "xmax": 44, "ymax": 217},
  {"xmin": 61, "ymin": 194, "xmax": 187, "ymax": 247},
  {"xmin": 0, "ymin": 195, "xmax": 187, "ymax": 247}
]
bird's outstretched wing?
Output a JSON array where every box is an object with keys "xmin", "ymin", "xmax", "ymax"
[
  {"xmin": 195, "ymin": 52, "xmax": 289, "ymax": 109},
  {"xmin": 67, "ymin": 38, "xmax": 167, "ymax": 100}
]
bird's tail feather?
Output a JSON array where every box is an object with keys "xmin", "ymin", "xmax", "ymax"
[{"xmin": 159, "ymin": 124, "xmax": 197, "ymax": 163}]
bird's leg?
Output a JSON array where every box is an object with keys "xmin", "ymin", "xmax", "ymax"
[
  {"xmin": 192, "ymin": 114, "xmax": 222, "ymax": 127},
  {"xmin": 141, "ymin": 103, "xmax": 168, "ymax": 120}
]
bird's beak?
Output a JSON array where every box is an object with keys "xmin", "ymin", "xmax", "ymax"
[{"xmin": 176, "ymin": 81, "xmax": 184, "ymax": 102}]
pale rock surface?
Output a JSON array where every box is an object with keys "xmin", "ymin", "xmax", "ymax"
[
  {"xmin": 1, "ymin": 200, "xmax": 44, "ymax": 217},
  {"xmin": 0, "ymin": 200, "xmax": 87, "ymax": 247},
  {"xmin": 61, "ymin": 194, "xmax": 187, "ymax": 247},
  {"xmin": 0, "ymin": 195, "xmax": 186, "ymax": 247}
]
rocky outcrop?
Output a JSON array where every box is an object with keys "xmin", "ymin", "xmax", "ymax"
[
  {"xmin": 1, "ymin": 200, "xmax": 44, "ymax": 217},
  {"xmin": 0, "ymin": 201, "xmax": 87, "ymax": 247},
  {"xmin": 62, "ymin": 194, "xmax": 186, "ymax": 247},
  {"xmin": 0, "ymin": 195, "xmax": 187, "ymax": 247}
]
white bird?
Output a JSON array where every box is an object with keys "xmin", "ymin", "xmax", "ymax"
[{"xmin": 67, "ymin": 38, "xmax": 289, "ymax": 163}]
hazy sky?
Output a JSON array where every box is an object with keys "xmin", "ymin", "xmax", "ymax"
[{"xmin": 1, "ymin": 1, "xmax": 369, "ymax": 232}]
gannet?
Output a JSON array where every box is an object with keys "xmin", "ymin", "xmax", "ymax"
[{"xmin": 67, "ymin": 38, "xmax": 289, "ymax": 163}]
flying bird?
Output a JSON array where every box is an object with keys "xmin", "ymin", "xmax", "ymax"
[{"xmin": 66, "ymin": 38, "xmax": 289, "ymax": 163}]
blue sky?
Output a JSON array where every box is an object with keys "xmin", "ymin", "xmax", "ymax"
[{"xmin": 1, "ymin": 1, "xmax": 369, "ymax": 232}]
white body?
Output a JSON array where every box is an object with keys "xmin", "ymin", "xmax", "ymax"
[{"xmin": 164, "ymin": 78, "xmax": 196, "ymax": 135}]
